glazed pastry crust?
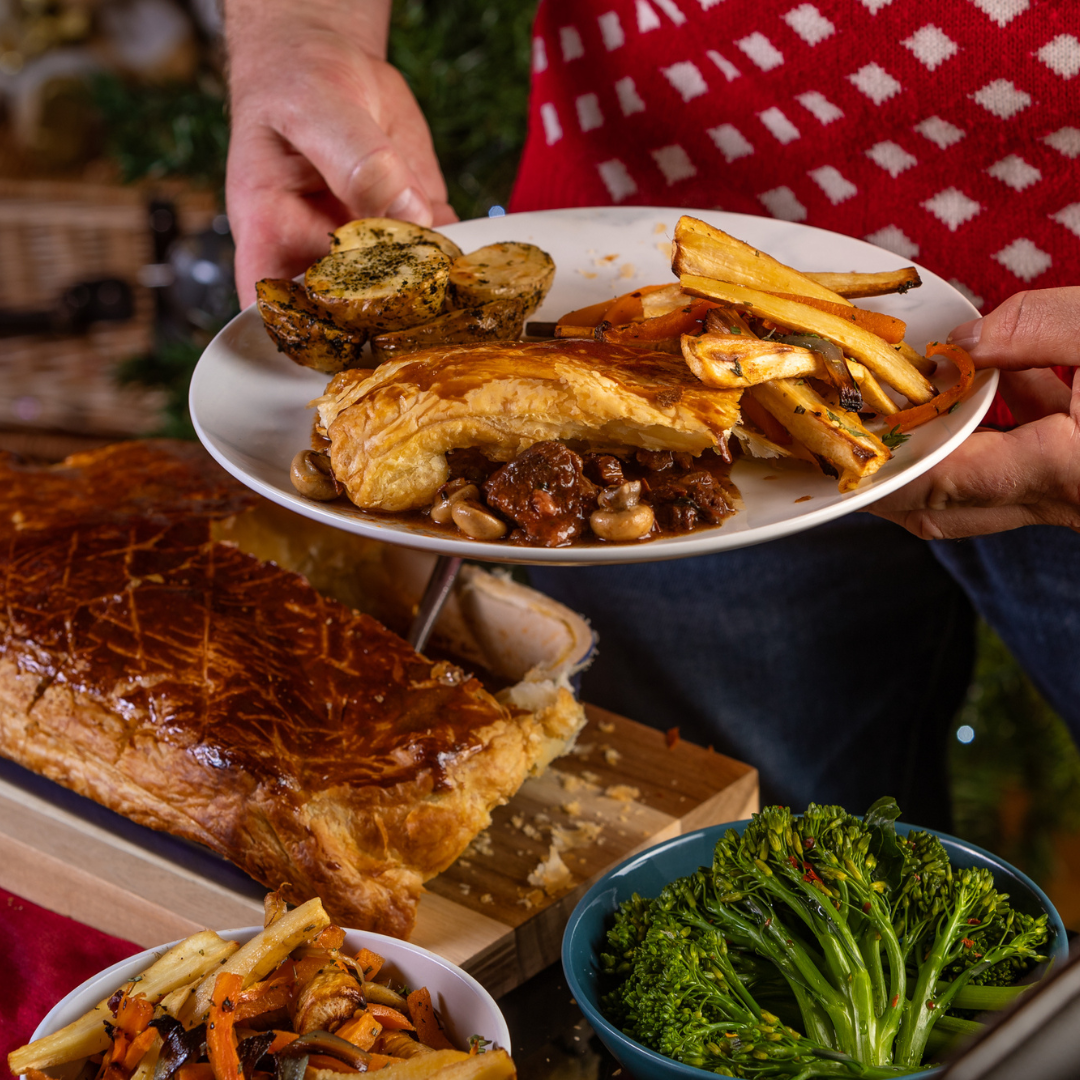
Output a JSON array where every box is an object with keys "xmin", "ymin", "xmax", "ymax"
[
  {"xmin": 0, "ymin": 441, "xmax": 584, "ymax": 938},
  {"xmin": 315, "ymin": 338, "xmax": 742, "ymax": 512}
]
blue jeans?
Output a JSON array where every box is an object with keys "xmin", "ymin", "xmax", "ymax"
[{"xmin": 532, "ymin": 517, "xmax": 1080, "ymax": 831}]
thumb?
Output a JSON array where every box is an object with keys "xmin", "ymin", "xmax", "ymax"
[
  {"xmin": 282, "ymin": 104, "xmax": 436, "ymax": 227},
  {"xmin": 946, "ymin": 287, "xmax": 1080, "ymax": 371}
]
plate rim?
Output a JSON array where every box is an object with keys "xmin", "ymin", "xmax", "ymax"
[{"xmin": 191, "ymin": 205, "xmax": 997, "ymax": 566}]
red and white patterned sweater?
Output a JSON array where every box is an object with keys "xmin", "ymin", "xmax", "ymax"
[{"xmin": 510, "ymin": 0, "xmax": 1079, "ymax": 426}]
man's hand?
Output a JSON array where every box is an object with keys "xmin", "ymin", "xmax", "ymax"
[
  {"xmin": 869, "ymin": 288, "xmax": 1080, "ymax": 537},
  {"xmin": 225, "ymin": 0, "xmax": 456, "ymax": 307}
]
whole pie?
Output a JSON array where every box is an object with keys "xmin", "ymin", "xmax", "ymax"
[{"xmin": 0, "ymin": 441, "xmax": 584, "ymax": 936}]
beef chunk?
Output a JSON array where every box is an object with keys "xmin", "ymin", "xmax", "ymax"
[
  {"xmin": 635, "ymin": 448, "xmax": 694, "ymax": 473},
  {"xmin": 484, "ymin": 441, "xmax": 598, "ymax": 546},
  {"xmin": 647, "ymin": 469, "xmax": 734, "ymax": 533},
  {"xmin": 446, "ymin": 447, "xmax": 499, "ymax": 484},
  {"xmin": 584, "ymin": 454, "xmax": 626, "ymax": 487}
]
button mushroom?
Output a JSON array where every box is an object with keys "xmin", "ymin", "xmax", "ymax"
[
  {"xmin": 451, "ymin": 500, "xmax": 508, "ymax": 540},
  {"xmin": 429, "ymin": 481, "xmax": 480, "ymax": 524},
  {"xmin": 290, "ymin": 449, "xmax": 341, "ymax": 501},
  {"xmin": 590, "ymin": 480, "xmax": 655, "ymax": 542}
]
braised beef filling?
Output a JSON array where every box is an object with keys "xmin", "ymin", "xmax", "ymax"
[{"xmin": 427, "ymin": 439, "xmax": 737, "ymax": 547}]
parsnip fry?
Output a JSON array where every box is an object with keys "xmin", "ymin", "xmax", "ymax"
[
  {"xmin": 748, "ymin": 380, "xmax": 891, "ymax": 492},
  {"xmin": 766, "ymin": 292, "xmax": 906, "ymax": 344},
  {"xmin": 802, "ymin": 268, "xmax": 922, "ymax": 299},
  {"xmin": 672, "ymin": 216, "xmax": 849, "ymax": 305},
  {"xmin": 896, "ymin": 339, "xmax": 938, "ymax": 378},
  {"xmin": 356, "ymin": 1049, "xmax": 469, "ymax": 1080},
  {"xmin": 680, "ymin": 276, "xmax": 937, "ymax": 405},
  {"xmin": 8, "ymin": 932, "xmax": 237, "ymax": 1074},
  {"xmin": 846, "ymin": 361, "xmax": 899, "ymax": 416},
  {"xmin": 432, "ymin": 1049, "xmax": 518, "ymax": 1080},
  {"xmin": 682, "ymin": 334, "xmax": 820, "ymax": 388},
  {"xmin": 182, "ymin": 897, "xmax": 330, "ymax": 1025}
]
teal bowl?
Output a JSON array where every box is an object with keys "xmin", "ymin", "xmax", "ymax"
[{"xmin": 562, "ymin": 820, "xmax": 1068, "ymax": 1080}]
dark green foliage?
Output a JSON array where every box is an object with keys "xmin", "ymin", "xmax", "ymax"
[
  {"xmin": 114, "ymin": 337, "xmax": 203, "ymax": 439},
  {"xmin": 388, "ymin": 0, "xmax": 537, "ymax": 219},
  {"xmin": 601, "ymin": 801, "xmax": 1048, "ymax": 1078},
  {"xmin": 951, "ymin": 622, "xmax": 1080, "ymax": 885},
  {"xmin": 90, "ymin": 74, "xmax": 228, "ymax": 193}
]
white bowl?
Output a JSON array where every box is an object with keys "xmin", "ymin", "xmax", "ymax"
[{"xmin": 30, "ymin": 925, "xmax": 511, "ymax": 1057}]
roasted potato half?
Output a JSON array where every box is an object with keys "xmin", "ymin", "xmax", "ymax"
[
  {"xmin": 371, "ymin": 298, "xmax": 527, "ymax": 361},
  {"xmin": 305, "ymin": 242, "xmax": 451, "ymax": 334},
  {"xmin": 256, "ymin": 278, "xmax": 366, "ymax": 373},
  {"xmin": 448, "ymin": 242, "xmax": 555, "ymax": 316},
  {"xmin": 330, "ymin": 217, "xmax": 463, "ymax": 262}
]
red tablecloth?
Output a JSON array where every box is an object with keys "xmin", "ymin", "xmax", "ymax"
[{"xmin": 1, "ymin": 887, "xmax": 138, "ymax": 1072}]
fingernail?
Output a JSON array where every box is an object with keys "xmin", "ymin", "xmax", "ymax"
[
  {"xmin": 947, "ymin": 318, "xmax": 982, "ymax": 351},
  {"xmin": 386, "ymin": 188, "xmax": 433, "ymax": 226}
]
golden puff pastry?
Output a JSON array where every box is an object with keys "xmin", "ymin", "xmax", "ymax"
[{"xmin": 314, "ymin": 339, "xmax": 743, "ymax": 512}]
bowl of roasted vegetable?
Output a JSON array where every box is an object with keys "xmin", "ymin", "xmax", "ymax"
[
  {"xmin": 11, "ymin": 892, "xmax": 513, "ymax": 1080},
  {"xmin": 562, "ymin": 799, "xmax": 1066, "ymax": 1080}
]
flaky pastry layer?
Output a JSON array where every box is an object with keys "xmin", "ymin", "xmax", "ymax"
[{"xmin": 314, "ymin": 339, "xmax": 742, "ymax": 511}]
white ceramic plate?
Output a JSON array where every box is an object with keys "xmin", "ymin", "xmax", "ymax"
[
  {"xmin": 190, "ymin": 206, "xmax": 997, "ymax": 566},
  {"xmin": 29, "ymin": 926, "xmax": 511, "ymax": 1058}
]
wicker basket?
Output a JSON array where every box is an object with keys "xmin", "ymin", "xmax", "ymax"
[{"xmin": 0, "ymin": 178, "xmax": 216, "ymax": 438}]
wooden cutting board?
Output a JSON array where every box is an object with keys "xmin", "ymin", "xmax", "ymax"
[{"xmin": 0, "ymin": 704, "xmax": 757, "ymax": 998}]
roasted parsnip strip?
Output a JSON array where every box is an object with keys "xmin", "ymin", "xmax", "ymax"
[
  {"xmin": 682, "ymin": 334, "xmax": 821, "ymax": 388},
  {"xmin": 181, "ymin": 897, "xmax": 330, "ymax": 1025},
  {"xmin": 748, "ymin": 379, "xmax": 891, "ymax": 492},
  {"xmin": 433, "ymin": 1048, "xmax": 518, "ymax": 1080},
  {"xmin": 8, "ymin": 932, "xmax": 237, "ymax": 1073},
  {"xmin": 680, "ymin": 276, "xmax": 937, "ymax": 405},
  {"xmin": 766, "ymin": 292, "xmax": 906, "ymax": 344},
  {"xmin": 896, "ymin": 339, "xmax": 938, "ymax": 378},
  {"xmin": 362, "ymin": 1049, "xmax": 469, "ymax": 1080},
  {"xmin": 846, "ymin": 360, "xmax": 900, "ymax": 416},
  {"xmin": 672, "ymin": 216, "xmax": 849, "ymax": 305},
  {"xmin": 801, "ymin": 267, "xmax": 922, "ymax": 299}
]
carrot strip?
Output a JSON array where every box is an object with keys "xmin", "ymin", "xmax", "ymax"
[
  {"xmin": 355, "ymin": 948, "xmax": 385, "ymax": 981},
  {"xmin": 315, "ymin": 926, "xmax": 346, "ymax": 950},
  {"xmin": 121, "ymin": 1028, "xmax": 158, "ymax": 1072},
  {"xmin": 600, "ymin": 300, "xmax": 717, "ymax": 345},
  {"xmin": 176, "ymin": 1066, "xmax": 216, "ymax": 1080},
  {"xmin": 365, "ymin": 1054, "xmax": 401, "ymax": 1071},
  {"xmin": 406, "ymin": 989, "xmax": 456, "ymax": 1051},
  {"xmin": 740, "ymin": 393, "xmax": 793, "ymax": 446},
  {"xmin": 116, "ymin": 993, "xmax": 155, "ymax": 1037},
  {"xmin": 266, "ymin": 1031, "xmax": 300, "ymax": 1054},
  {"xmin": 766, "ymin": 292, "xmax": 907, "ymax": 344},
  {"xmin": 365, "ymin": 1004, "xmax": 414, "ymax": 1031},
  {"xmin": 556, "ymin": 297, "xmax": 617, "ymax": 328},
  {"xmin": 885, "ymin": 342, "xmax": 975, "ymax": 433},
  {"xmin": 233, "ymin": 984, "xmax": 292, "ymax": 1024},
  {"xmin": 207, "ymin": 972, "xmax": 244, "ymax": 1080},
  {"xmin": 601, "ymin": 284, "xmax": 669, "ymax": 327},
  {"xmin": 337, "ymin": 1011, "xmax": 384, "ymax": 1050}
]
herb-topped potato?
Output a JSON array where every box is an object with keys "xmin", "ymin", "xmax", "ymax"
[
  {"xmin": 331, "ymin": 216, "xmax": 463, "ymax": 262},
  {"xmin": 255, "ymin": 277, "xmax": 367, "ymax": 373},
  {"xmin": 448, "ymin": 242, "xmax": 555, "ymax": 317},
  {"xmin": 305, "ymin": 241, "xmax": 451, "ymax": 334}
]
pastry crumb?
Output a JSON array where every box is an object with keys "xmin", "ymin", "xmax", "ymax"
[
  {"xmin": 605, "ymin": 784, "xmax": 641, "ymax": 802},
  {"xmin": 528, "ymin": 844, "xmax": 574, "ymax": 895},
  {"xmin": 598, "ymin": 720, "xmax": 616, "ymax": 734}
]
